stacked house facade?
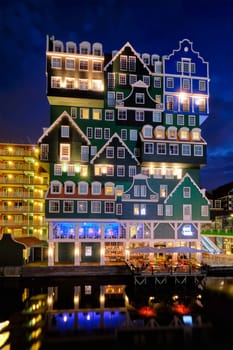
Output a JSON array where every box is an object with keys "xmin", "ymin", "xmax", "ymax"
[{"xmin": 38, "ymin": 36, "xmax": 211, "ymax": 266}]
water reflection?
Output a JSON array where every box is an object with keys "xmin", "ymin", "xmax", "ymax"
[{"xmin": 0, "ymin": 277, "xmax": 233, "ymax": 349}]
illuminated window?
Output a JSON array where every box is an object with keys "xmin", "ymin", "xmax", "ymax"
[
  {"xmin": 167, "ymin": 126, "xmax": 177, "ymax": 139},
  {"xmin": 182, "ymin": 97, "xmax": 190, "ymax": 112},
  {"xmin": 60, "ymin": 144, "xmax": 70, "ymax": 161},
  {"xmin": 198, "ymin": 99, "xmax": 206, "ymax": 113},
  {"xmin": 105, "ymin": 183, "xmax": 114, "ymax": 195},
  {"xmin": 166, "ymin": 96, "xmax": 174, "ymax": 110},
  {"xmin": 67, "ymin": 164, "xmax": 75, "ymax": 176},
  {"xmin": 116, "ymin": 185, "xmax": 124, "ymax": 196},
  {"xmin": 93, "ymin": 109, "xmax": 102, "ymax": 120},
  {"xmin": 191, "ymin": 128, "xmax": 201, "ymax": 141},
  {"xmin": 65, "ymin": 78, "xmax": 75, "ymax": 89},
  {"xmin": 51, "ymin": 77, "xmax": 61, "ymax": 88},
  {"xmin": 80, "ymin": 108, "xmax": 89, "ymax": 119},
  {"xmin": 179, "ymin": 127, "xmax": 189, "ymax": 140},
  {"xmin": 79, "ymin": 79, "xmax": 88, "ymax": 90},
  {"xmin": 80, "ymin": 165, "xmax": 88, "ymax": 177},
  {"xmin": 160, "ymin": 185, "xmax": 167, "ymax": 197},
  {"xmin": 154, "ymin": 168, "xmax": 162, "ymax": 178},
  {"xmin": 134, "ymin": 204, "xmax": 146, "ymax": 215},
  {"xmin": 92, "ymin": 79, "xmax": 102, "ymax": 90},
  {"xmin": 155, "ymin": 126, "xmax": 165, "ymax": 139}
]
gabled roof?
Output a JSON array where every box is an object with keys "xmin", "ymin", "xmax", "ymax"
[
  {"xmin": 165, "ymin": 38, "xmax": 207, "ymax": 64},
  {"xmin": 37, "ymin": 111, "xmax": 90, "ymax": 145},
  {"xmin": 124, "ymin": 173, "xmax": 159, "ymax": 199},
  {"xmin": 104, "ymin": 41, "xmax": 151, "ymax": 73},
  {"xmin": 117, "ymin": 80, "xmax": 156, "ymax": 108},
  {"xmin": 164, "ymin": 173, "xmax": 209, "ymax": 203},
  {"xmin": 90, "ymin": 132, "xmax": 140, "ymax": 164}
]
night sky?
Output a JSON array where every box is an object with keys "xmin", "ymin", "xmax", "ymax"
[{"xmin": 1, "ymin": 0, "xmax": 233, "ymax": 191}]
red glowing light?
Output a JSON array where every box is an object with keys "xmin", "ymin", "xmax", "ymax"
[
  {"xmin": 172, "ymin": 304, "xmax": 190, "ymax": 315},
  {"xmin": 138, "ymin": 306, "xmax": 156, "ymax": 317}
]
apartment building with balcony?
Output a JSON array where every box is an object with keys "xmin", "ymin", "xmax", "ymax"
[
  {"xmin": 38, "ymin": 36, "xmax": 211, "ymax": 266},
  {"xmin": 0, "ymin": 143, "xmax": 49, "ymax": 243}
]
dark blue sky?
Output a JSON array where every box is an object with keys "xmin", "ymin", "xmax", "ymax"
[{"xmin": 1, "ymin": 0, "xmax": 233, "ymax": 191}]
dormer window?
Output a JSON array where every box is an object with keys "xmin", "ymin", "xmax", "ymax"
[
  {"xmin": 142, "ymin": 125, "xmax": 153, "ymax": 138},
  {"xmin": 66, "ymin": 41, "xmax": 77, "ymax": 53},
  {"xmin": 92, "ymin": 42, "xmax": 103, "ymax": 56},
  {"xmin": 155, "ymin": 126, "xmax": 165, "ymax": 139},
  {"xmin": 167, "ymin": 126, "xmax": 177, "ymax": 140},
  {"xmin": 53, "ymin": 40, "xmax": 63, "ymax": 52},
  {"xmin": 191, "ymin": 128, "xmax": 201, "ymax": 141},
  {"xmin": 51, "ymin": 180, "xmax": 62, "ymax": 194},
  {"xmin": 64, "ymin": 181, "xmax": 75, "ymax": 194},
  {"xmin": 79, "ymin": 41, "xmax": 90, "ymax": 54}
]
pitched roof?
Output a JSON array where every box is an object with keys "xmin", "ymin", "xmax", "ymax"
[{"xmin": 37, "ymin": 111, "xmax": 90, "ymax": 145}]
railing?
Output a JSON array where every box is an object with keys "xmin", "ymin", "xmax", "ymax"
[
  {"xmin": 0, "ymin": 206, "xmax": 44, "ymax": 213},
  {"xmin": 0, "ymin": 149, "xmax": 36, "ymax": 157},
  {"xmin": 0, "ymin": 177, "xmax": 48, "ymax": 185},
  {"xmin": 0, "ymin": 192, "xmax": 45, "ymax": 199}
]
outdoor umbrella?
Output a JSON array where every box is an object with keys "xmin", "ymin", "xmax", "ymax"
[
  {"xmin": 130, "ymin": 246, "xmax": 161, "ymax": 254},
  {"xmin": 157, "ymin": 247, "xmax": 208, "ymax": 254}
]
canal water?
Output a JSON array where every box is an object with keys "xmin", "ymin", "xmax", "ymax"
[{"xmin": 0, "ymin": 276, "xmax": 233, "ymax": 349}]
